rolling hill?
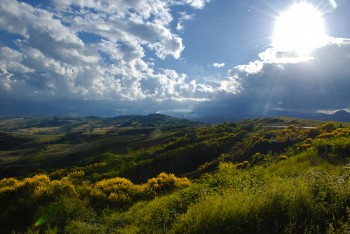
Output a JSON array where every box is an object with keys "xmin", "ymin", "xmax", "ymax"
[
  {"xmin": 1, "ymin": 115, "xmax": 350, "ymax": 233},
  {"xmin": 0, "ymin": 114, "xmax": 200, "ymax": 178}
]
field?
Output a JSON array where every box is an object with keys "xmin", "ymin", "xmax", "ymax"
[{"xmin": 1, "ymin": 115, "xmax": 350, "ymax": 233}]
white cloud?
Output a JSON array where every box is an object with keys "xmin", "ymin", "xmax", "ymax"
[
  {"xmin": 0, "ymin": 47, "xmax": 34, "ymax": 74},
  {"xmin": 220, "ymin": 75, "xmax": 241, "ymax": 93},
  {"xmin": 0, "ymin": 70, "xmax": 13, "ymax": 91},
  {"xmin": 235, "ymin": 60, "xmax": 263, "ymax": 74},
  {"xmin": 0, "ymin": 0, "xmax": 216, "ymax": 103},
  {"xmin": 212, "ymin": 62, "xmax": 225, "ymax": 68},
  {"xmin": 170, "ymin": 0, "xmax": 211, "ymax": 9},
  {"xmin": 0, "ymin": 0, "xmax": 32, "ymax": 37},
  {"xmin": 226, "ymin": 38, "xmax": 350, "ymax": 115},
  {"xmin": 176, "ymin": 12, "xmax": 195, "ymax": 32}
]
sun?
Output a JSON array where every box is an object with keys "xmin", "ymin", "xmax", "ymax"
[{"xmin": 272, "ymin": 3, "xmax": 328, "ymax": 55}]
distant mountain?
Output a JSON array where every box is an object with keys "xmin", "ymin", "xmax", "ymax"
[
  {"xmin": 285, "ymin": 110, "xmax": 350, "ymax": 122},
  {"xmin": 196, "ymin": 110, "xmax": 350, "ymax": 124},
  {"xmin": 4, "ymin": 97, "xmax": 350, "ymax": 124},
  {"xmin": 329, "ymin": 110, "xmax": 350, "ymax": 122},
  {"xmin": 111, "ymin": 113, "xmax": 198, "ymax": 127},
  {"xmin": 0, "ymin": 114, "xmax": 198, "ymax": 131}
]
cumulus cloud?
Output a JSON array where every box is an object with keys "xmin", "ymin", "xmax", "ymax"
[
  {"xmin": 169, "ymin": 0, "xmax": 210, "ymax": 9},
  {"xmin": 0, "ymin": 47, "xmax": 34, "ymax": 74},
  {"xmin": 0, "ymin": 0, "xmax": 216, "ymax": 104}
]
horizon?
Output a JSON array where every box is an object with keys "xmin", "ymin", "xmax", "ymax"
[{"xmin": 2, "ymin": 109, "xmax": 350, "ymax": 125}]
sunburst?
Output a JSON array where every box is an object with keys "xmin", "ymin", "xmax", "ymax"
[{"xmin": 272, "ymin": 3, "xmax": 328, "ymax": 55}]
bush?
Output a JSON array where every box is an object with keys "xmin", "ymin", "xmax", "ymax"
[
  {"xmin": 144, "ymin": 173, "xmax": 191, "ymax": 195},
  {"xmin": 315, "ymin": 137, "xmax": 350, "ymax": 163},
  {"xmin": 172, "ymin": 172, "xmax": 350, "ymax": 234}
]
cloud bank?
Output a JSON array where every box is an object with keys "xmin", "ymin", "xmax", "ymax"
[
  {"xmin": 0, "ymin": 0, "xmax": 217, "ymax": 105},
  {"xmin": 197, "ymin": 38, "xmax": 350, "ymax": 119}
]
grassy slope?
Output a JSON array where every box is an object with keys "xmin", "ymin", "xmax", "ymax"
[
  {"xmin": 0, "ymin": 115, "xmax": 198, "ymax": 178},
  {"xmin": 2, "ymin": 116, "xmax": 350, "ymax": 233},
  {"xmin": 0, "ymin": 116, "xmax": 334, "ymax": 180},
  {"xmin": 91, "ymin": 121, "xmax": 350, "ymax": 233}
]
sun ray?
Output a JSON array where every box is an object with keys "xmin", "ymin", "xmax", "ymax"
[{"xmin": 272, "ymin": 3, "xmax": 328, "ymax": 55}]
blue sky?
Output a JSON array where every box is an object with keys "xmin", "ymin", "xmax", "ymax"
[{"xmin": 1, "ymin": 0, "xmax": 350, "ymax": 118}]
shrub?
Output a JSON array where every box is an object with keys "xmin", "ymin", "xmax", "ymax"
[
  {"xmin": 95, "ymin": 177, "xmax": 135, "ymax": 194},
  {"xmin": 94, "ymin": 177, "xmax": 139, "ymax": 208},
  {"xmin": 315, "ymin": 137, "xmax": 350, "ymax": 163},
  {"xmin": 144, "ymin": 172, "xmax": 191, "ymax": 195}
]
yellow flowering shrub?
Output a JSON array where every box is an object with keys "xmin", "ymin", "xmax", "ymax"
[
  {"xmin": 144, "ymin": 173, "xmax": 191, "ymax": 195},
  {"xmin": 95, "ymin": 177, "xmax": 134, "ymax": 194},
  {"xmin": 0, "ymin": 177, "xmax": 24, "ymax": 193}
]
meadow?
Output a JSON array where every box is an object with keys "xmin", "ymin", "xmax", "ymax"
[{"xmin": 1, "ymin": 115, "xmax": 350, "ymax": 233}]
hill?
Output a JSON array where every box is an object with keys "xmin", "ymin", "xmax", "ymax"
[
  {"xmin": 197, "ymin": 110, "xmax": 350, "ymax": 123},
  {"xmin": 1, "ymin": 115, "xmax": 350, "ymax": 233},
  {"xmin": 0, "ymin": 114, "xmax": 200, "ymax": 178}
]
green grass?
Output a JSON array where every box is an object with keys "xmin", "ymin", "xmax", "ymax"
[
  {"xmin": 16, "ymin": 127, "xmax": 61, "ymax": 134},
  {"xmin": 0, "ymin": 116, "xmax": 198, "ymax": 178},
  {"xmin": 2, "ymin": 116, "xmax": 350, "ymax": 233}
]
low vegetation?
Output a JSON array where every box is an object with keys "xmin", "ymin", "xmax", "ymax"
[{"xmin": 1, "ymin": 115, "xmax": 350, "ymax": 233}]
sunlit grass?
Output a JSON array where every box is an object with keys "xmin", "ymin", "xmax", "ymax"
[
  {"xmin": 2, "ymin": 118, "xmax": 350, "ymax": 233},
  {"xmin": 17, "ymin": 127, "xmax": 61, "ymax": 135}
]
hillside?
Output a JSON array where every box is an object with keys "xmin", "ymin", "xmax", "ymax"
[
  {"xmin": 1, "ymin": 115, "xmax": 350, "ymax": 233},
  {"xmin": 0, "ymin": 114, "xmax": 199, "ymax": 178}
]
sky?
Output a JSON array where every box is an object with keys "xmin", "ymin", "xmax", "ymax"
[{"xmin": 1, "ymin": 0, "xmax": 350, "ymax": 119}]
